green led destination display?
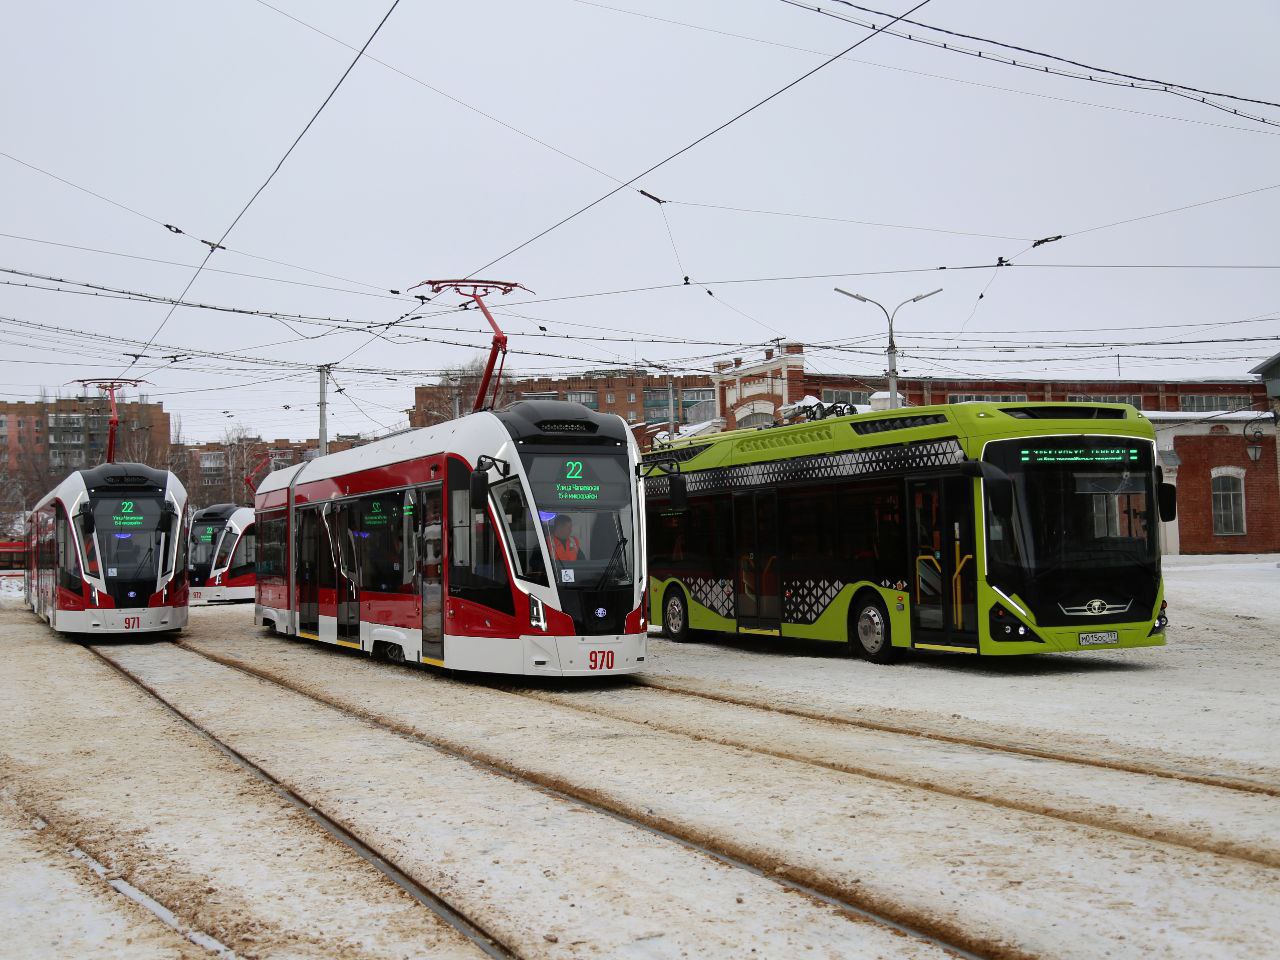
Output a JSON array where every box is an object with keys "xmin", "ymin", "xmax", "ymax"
[
  {"xmin": 195, "ymin": 525, "xmax": 216, "ymax": 543},
  {"xmin": 1019, "ymin": 447, "xmax": 1140, "ymax": 464},
  {"xmin": 112, "ymin": 499, "xmax": 145, "ymax": 528},
  {"xmin": 362, "ymin": 499, "xmax": 394, "ymax": 528},
  {"xmin": 555, "ymin": 459, "xmax": 601, "ymax": 502}
]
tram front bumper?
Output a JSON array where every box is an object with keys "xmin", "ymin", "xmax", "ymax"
[
  {"xmin": 59, "ymin": 605, "xmax": 188, "ymax": 634},
  {"xmin": 523, "ymin": 632, "xmax": 647, "ymax": 676}
]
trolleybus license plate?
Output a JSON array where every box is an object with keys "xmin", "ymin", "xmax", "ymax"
[{"xmin": 1079, "ymin": 631, "xmax": 1119, "ymax": 646}]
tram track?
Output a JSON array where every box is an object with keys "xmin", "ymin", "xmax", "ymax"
[
  {"xmin": 85, "ymin": 644, "xmax": 517, "ymax": 960},
  {"xmin": 634, "ymin": 676, "xmax": 1280, "ymax": 799},
  {"xmin": 507, "ymin": 678, "xmax": 1280, "ymax": 870},
  {"xmin": 157, "ymin": 640, "xmax": 996, "ymax": 960}
]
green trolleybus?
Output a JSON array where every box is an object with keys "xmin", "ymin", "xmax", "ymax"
[{"xmin": 644, "ymin": 401, "xmax": 1177, "ymax": 660}]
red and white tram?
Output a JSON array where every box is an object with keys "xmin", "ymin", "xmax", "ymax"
[
  {"xmin": 255, "ymin": 400, "xmax": 647, "ymax": 675},
  {"xmin": 189, "ymin": 504, "xmax": 256, "ymax": 604},
  {"xmin": 25, "ymin": 462, "xmax": 190, "ymax": 634}
]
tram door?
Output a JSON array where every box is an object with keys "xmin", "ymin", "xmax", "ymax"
[
  {"xmin": 328, "ymin": 503, "xmax": 360, "ymax": 647},
  {"xmin": 908, "ymin": 477, "xmax": 977, "ymax": 648},
  {"xmin": 417, "ymin": 484, "xmax": 444, "ymax": 663},
  {"xmin": 733, "ymin": 491, "xmax": 781, "ymax": 632},
  {"xmin": 295, "ymin": 508, "xmax": 321, "ymax": 638}
]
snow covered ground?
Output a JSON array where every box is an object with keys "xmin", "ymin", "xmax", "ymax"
[{"xmin": 0, "ymin": 553, "xmax": 1276, "ymax": 958}]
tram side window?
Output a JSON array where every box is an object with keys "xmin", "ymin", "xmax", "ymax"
[
  {"xmin": 447, "ymin": 461, "xmax": 514, "ymax": 615},
  {"xmin": 229, "ymin": 526, "xmax": 256, "ymax": 580},
  {"xmin": 837, "ymin": 481, "xmax": 907, "ymax": 584},
  {"xmin": 355, "ymin": 493, "xmax": 416, "ymax": 594},
  {"xmin": 55, "ymin": 506, "xmax": 81, "ymax": 591},
  {"xmin": 256, "ymin": 512, "xmax": 287, "ymax": 583},
  {"xmin": 492, "ymin": 477, "xmax": 548, "ymax": 586},
  {"xmin": 213, "ymin": 528, "xmax": 235, "ymax": 571}
]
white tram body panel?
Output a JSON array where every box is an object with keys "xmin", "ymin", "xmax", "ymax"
[
  {"xmin": 26, "ymin": 463, "xmax": 190, "ymax": 635},
  {"xmin": 255, "ymin": 402, "xmax": 647, "ymax": 676}
]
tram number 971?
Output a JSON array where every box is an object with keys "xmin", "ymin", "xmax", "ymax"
[
  {"xmin": 123, "ymin": 616, "xmax": 142, "ymax": 629},
  {"xmin": 587, "ymin": 650, "xmax": 615, "ymax": 671}
]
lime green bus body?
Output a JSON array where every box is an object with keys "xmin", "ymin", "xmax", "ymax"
[{"xmin": 644, "ymin": 401, "xmax": 1168, "ymax": 656}]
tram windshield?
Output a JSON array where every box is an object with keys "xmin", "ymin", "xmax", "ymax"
[
  {"xmin": 983, "ymin": 438, "xmax": 1158, "ymax": 590},
  {"xmin": 190, "ymin": 519, "xmax": 222, "ymax": 571},
  {"xmin": 520, "ymin": 452, "xmax": 635, "ymax": 590},
  {"xmin": 81, "ymin": 495, "xmax": 172, "ymax": 582}
]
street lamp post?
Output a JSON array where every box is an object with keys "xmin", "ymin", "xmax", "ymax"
[{"xmin": 834, "ymin": 287, "xmax": 942, "ymax": 409}]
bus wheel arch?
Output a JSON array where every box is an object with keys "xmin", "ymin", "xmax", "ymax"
[
  {"xmin": 663, "ymin": 584, "xmax": 691, "ymax": 642},
  {"xmin": 849, "ymin": 590, "xmax": 899, "ymax": 664}
]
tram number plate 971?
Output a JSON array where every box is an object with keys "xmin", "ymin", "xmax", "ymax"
[
  {"xmin": 587, "ymin": 650, "xmax": 615, "ymax": 670},
  {"xmin": 123, "ymin": 617, "xmax": 142, "ymax": 630},
  {"xmin": 1079, "ymin": 631, "xmax": 1118, "ymax": 646}
]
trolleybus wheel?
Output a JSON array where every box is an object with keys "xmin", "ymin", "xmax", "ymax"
[
  {"xmin": 851, "ymin": 595, "xmax": 898, "ymax": 664},
  {"xmin": 663, "ymin": 586, "xmax": 690, "ymax": 642}
]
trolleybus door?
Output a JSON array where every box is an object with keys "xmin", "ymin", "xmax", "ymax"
[
  {"xmin": 908, "ymin": 477, "xmax": 977, "ymax": 649},
  {"xmin": 733, "ymin": 491, "xmax": 781, "ymax": 633},
  {"xmin": 295, "ymin": 508, "xmax": 321, "ymax": 638},
  {"xmin": 417, "ymin": 484, "xmax": 444, "ymax": 663}
]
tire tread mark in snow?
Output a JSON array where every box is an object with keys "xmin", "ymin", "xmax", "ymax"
[
  {"xmin": 635, "ymin": 678, "xmax": 1280, "ymax": 798},
  {"xmin": 173, "ymin": 641, "xmax": 997, "ymax": 960},
  {"xmin": 506, "ymin": 684, "xmax": 1280, "ymax": 868},
  {"xmin": 84, "ymin": 645, "xmax": 516, "ymax": 960}
]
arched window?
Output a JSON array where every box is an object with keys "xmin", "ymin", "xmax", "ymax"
[
  {"xmin": 1210, "ymin": 473, "xmax": 1245, "ymax": 535},
  {"xmin": 736, "ymin": 412, "xmax": 774, "ymax": 429}
]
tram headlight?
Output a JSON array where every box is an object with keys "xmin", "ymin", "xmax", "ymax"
[{"xmin": 529, "ymin": 594, "xmax": 547, "ymax": 631}]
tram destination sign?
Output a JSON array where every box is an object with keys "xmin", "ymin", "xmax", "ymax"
[
  {"xmin": 1019, "ymin": 446, "xmax": 1140, "ymax": 464},
  {"xmin": 555, "ymin": 459, "xmax": 600, "ymax": 502}
]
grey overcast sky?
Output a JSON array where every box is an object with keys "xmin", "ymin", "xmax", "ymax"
[{"xmin": 2, "ymin": 0, "xmax": 1278, "ymax": 441}]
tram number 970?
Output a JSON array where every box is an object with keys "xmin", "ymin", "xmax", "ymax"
[{"xmin": 587, "ymin": 650, "xmax": 615, "ymax": 671}]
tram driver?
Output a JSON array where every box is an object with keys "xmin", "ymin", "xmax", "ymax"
[{"xmin": 547, "ymin": 514, "xmax": 584, "ymax": 565}]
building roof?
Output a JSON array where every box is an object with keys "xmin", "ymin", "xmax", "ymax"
[{"xmin": 1249, "ymin": 351, "xmax": 1280, "ymax": 377}]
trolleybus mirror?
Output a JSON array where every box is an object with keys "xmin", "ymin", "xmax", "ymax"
[
  {"xmin": 668, "ymin": 472, "xmax": 688, "ymax": 511},
  {"xmin": 469, "ymin": 468, "xmax": 491, "ymax": 512},
  {"xmin": 1158, "ymin": 482, "xmax": 1177, "ymax": 522}
]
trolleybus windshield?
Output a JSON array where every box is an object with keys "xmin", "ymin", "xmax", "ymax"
[
  {"xmin": 84, "ymin": 496, "xmax": 170, "ymax": 581},
  {"xmin": 521, "ymin": 453, "xmax": 635, "ymax": 589},
  {"xmin": 983, "ymin": 438, "xmax": 1157, "ymax": 589}
]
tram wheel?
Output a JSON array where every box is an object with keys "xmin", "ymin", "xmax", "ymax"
[
  {"xmin": 850, "ymin": 595, "xmax": 898, "ymax": 664},
  {"xmin": 376, "ymin": 641, "xmax": 406, "ymax": 664},
  {"xmin": 663, "ymin": 586, "xmax": 690, "ymax": 642}
]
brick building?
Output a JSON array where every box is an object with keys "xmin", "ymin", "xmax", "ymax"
[
  {"xmin": 174, "ymin": 434, "xmax": 367, "ymax": 508},
  {"xmin": 1149, "ymin": 411, "xmax": 1279, "ymax": 555},
  {"xmin": 410, "ymin": 369, "xmax": 716, "ymax": 431},
  {"xmin": 0, "ymin": 394, "xmax": 171, "ymax": 512}
]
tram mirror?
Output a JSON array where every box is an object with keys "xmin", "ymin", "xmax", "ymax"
[
  {"xmin": 79, "ymin": 507, "xmax": 95, "ymax": 536},
  {"xmin": 668, "ymin": 472, "xmax": 688, "ymax": 511},
  {"xmin": 469, "ymin": 468, "xmax": 491, "ymax": 512},
  {"xmin": 1158, "ymin": 482, "xmax": 1177, "ymax": 522}
]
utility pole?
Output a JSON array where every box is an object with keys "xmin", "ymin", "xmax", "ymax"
[
  {"xmin": 833, "ymin": 288, "xmax": 942, "ymax": 409},
  {"xmin": 667, "ymin": 375, "xmax": 676, "ymax": 438},
  {"xmin": 318, "ymin": 364, "xmax": 330, "ymax": 456},
  {"xmin": 450, "ymin": 376, "xmax": 461, "ymax": 420}
]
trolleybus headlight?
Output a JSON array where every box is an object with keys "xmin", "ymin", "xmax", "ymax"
[
  {"xmin": 529, "ymin": 594, "xmax": 547, "ymax": 631},
  {"xmin": 1149, "ymin": 600, "xmax": 1169, "ymax": 636}
]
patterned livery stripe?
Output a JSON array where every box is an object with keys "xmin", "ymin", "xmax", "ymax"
[
  {"xmin": 783, "ymin": 579, "xmax": 847, "ymax": 625},
  {"xmin": 645, "ymin": 438, "xmax": 966, "ymax": 497}
]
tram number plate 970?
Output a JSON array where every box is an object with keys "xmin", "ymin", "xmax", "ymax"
[
  {"xmin": 123, "ymin": 617, "xmax": 142, "ymax": 630},
  {"xmin": 1079, "ymin": 631, "xmax": 1118, "ymax": 646},
  {"xmin": 587, "ymin": 650, "xmax": 615, "ymax": 670}
]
